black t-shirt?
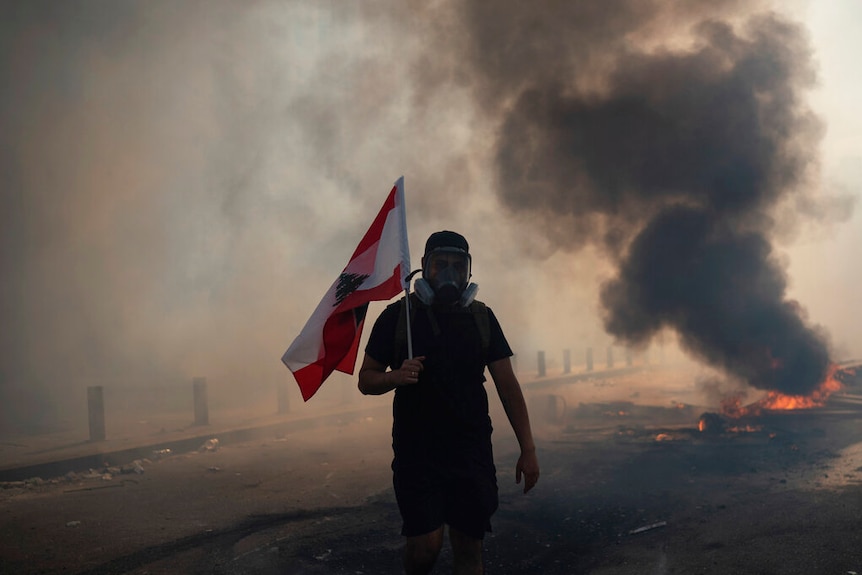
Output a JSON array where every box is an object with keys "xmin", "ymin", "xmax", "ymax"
[{"xmin": 365, "ymin": 296, "xmax": 513, "ymax": 470}]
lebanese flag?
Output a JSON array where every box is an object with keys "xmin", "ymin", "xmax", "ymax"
[{"xmin": 282, "ymin": 177, "xmax": 411, "ymax": 401}]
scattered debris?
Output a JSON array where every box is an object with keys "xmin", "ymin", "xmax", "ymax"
[
  {"xmin": 121, "ymin": 460, "xmax": 145, "ymax": 475},
  {"xmin": 698, "ymin": 412, "xmax": 727, "ymax": 434},
  {"xmin": 314, "ymin": 549, "xmax": 332, "ymax": 561},
  {"xmin": 152, "ymin": 448, "xmax": 172, "ymax": 459},
  {"xmin": 628, "ymin": 521, "xmax": 667, "ymax": 535},
  {"xmin": 199, "ymin": 438, "xmax": 220, "ymax": 452}
]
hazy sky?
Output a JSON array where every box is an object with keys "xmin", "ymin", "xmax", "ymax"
[
  {"xmin": 783, "ymin": 1, "xmax": 862, "ymax": 362},
  {"xmin": 0, "ymin": 1, "xmax": 859, "ymax": 423}
]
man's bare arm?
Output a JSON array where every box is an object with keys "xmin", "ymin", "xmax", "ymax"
[{"xmin": 489, "ymin": 356, "xmax": 540, "ymax": 493}]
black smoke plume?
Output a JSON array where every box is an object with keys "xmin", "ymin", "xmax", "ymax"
[{"xmin": 452, "ymin": 5, "xmax": 837, "ymax": 394}]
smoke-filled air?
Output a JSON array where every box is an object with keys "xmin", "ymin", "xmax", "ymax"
[{"xmin": 1, "ymin": 1, "xmax": 860, "ymax": 432}]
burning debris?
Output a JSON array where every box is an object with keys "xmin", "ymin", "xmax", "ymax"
[
  {"xmin": 697, "ymin": 412, "xmax": 727, "ymax": 434},
  {"xmin": 721, "ymin": 364, "xmax": 843, "ymax": 418},
  {"xmin": 697, "ymin": 363, "xmax": 860, "ymax": 433},
  {"xmin": 696, "ymin": 412, "xmax": 764, "ymax": 435}
]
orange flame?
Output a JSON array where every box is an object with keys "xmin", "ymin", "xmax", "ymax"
[
  {"xmin": 720, "ymin": 365, "xmax": 842, "ymax": 418},
  {"xmin": 759, "ymin": 365, "xmax": 842, "ymax": 411}
]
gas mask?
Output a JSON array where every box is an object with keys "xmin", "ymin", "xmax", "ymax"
[{"xmin": 414, "ymin": 247, "xmax": 479, "ymax": 307}]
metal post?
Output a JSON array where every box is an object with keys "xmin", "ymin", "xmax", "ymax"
[
  {"xmin": 607, "ymin": 346, "xmax": 614, "ymax": 368},
  {"xmin": 87, "ymin": 386, "xmax": 106, "ymax": 441},
  {"xmin": 563, "ymin": 349, "xmax": 571, "ymax": 374},
  {"xmin": 193, "ymin": 377, "xmax": 209, "ymax": 426},
  {"xmin": 537, "ymin": 350, "xmax": 546, "ymax": 378},
  {"xmin": 586, "ymin": 347, "xmax": 594, "ymax": 372}
]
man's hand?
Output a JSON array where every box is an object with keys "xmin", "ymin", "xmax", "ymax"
[
  {"xmin": 358, "ymin": 354, "xmax": 424, "ymax": 395},
  {"xmin": 515, "ymin": 448, "xmax": 540, "ymax": 493},
  {"xmin": 391, "ymin": 357, "xmax": 425, "ymax": 387}
]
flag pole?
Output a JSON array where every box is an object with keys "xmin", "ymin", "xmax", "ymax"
[
  {"xmin": 396, "ymin": 176, "xmax": 416, "ymax": 360},
  {"xmin": 405, "ymin": 286, "xmax": 414, "ymax": 359}
]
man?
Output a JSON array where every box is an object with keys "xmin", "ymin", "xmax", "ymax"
[{"xmin": 358, "ymin": 230, "xmax": 540, "ymax": 575}]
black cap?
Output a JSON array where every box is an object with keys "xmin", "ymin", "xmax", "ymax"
[{"xmin": 424, "ymin": 230, "xmax": 469, "ymax": 256}]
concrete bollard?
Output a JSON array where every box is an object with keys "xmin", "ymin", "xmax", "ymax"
[
  {"xmin": 544, "ymin": 394, "xmax": 567, "ymax": 424},
  {"xmin": 87, "ymin": 386, "xmax": 106, "ymax": 442},
  {"xmin": 586, "ymin": 347, "xmax": 594, "ymax": 372},
  {"xmin": 277, "ymin": 381, "xmax": 290, "ymax": 415},
  {"xmin": 548, "ymin": 394, "xmax": 566, "ymax": 423},
  {"xmin": 193, "ymin": 377, "xmax": 209, "ymax": 426},
  {"xmin": 529, "ymin": 393, "xmax": 567, "ymax": 425},
  {"xmin": 537, "ymin": 350, "xmax": 546, "ymax": 378},
  {"xmin": 563, "ymin": 349, "xmax": 571, "ymax": 374}
]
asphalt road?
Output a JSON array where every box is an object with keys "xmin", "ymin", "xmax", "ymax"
[{"xmin": 3, "ymin": 367, "xmax": 862, "ymax": 574}]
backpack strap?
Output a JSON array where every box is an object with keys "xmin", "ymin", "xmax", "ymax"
[
  {"xmin": 393, "ymin": 296, "xmax": 411, "ymax": 366},
  {"xmin": 469, "ymin": 300, "xmax": 491, "ymax": 359}
]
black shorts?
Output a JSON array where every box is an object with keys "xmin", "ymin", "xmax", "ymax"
[{"xmin": 393, "ymin": 462, "xmax": 498, "ymax": 540}]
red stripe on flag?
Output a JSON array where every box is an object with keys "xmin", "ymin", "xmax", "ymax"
[
  {"xmin": 292, "ymin": 307, "xmax": 367, "ymax": 401},
  {"xmin": 336, "ymin": 318, "xmax": 365, "ymax": 374},
  {"xmin": 350, "ymin": 186, "xmax": 397, "ymax": 261}
]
